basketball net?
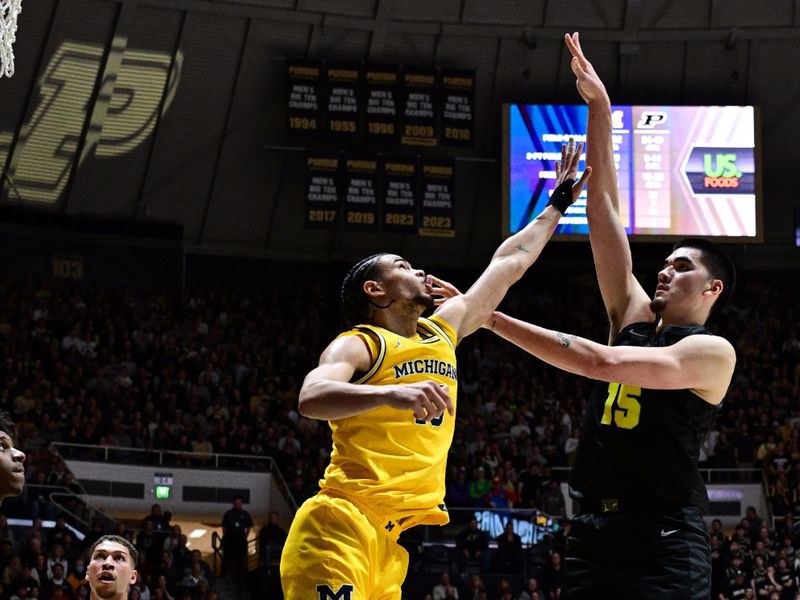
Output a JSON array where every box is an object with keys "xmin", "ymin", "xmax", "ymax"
[{"xmin": 0, "ymin": 0, "xmax": 22, "ymax": 78}]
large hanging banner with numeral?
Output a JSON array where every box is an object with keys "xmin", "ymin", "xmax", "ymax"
[
  {"xmin": 324, "ymin": 62, "xmax": 361, "ymax": 137},
  {"xmin": 381, "ymin": 158, "xmax": 417, "ymax": 233},
  {"xmin": 399, "ymin": 67, "xmax": 438, "ymax": 147},
  {"xmin": 305, "ymin": 155, "xmax": 340, "ymax": 229},
  {"xmin": 419, "ymin": 159, "xmax": 455, "ymax": 237},
  {"xmin": 343, "ymin": 157, "xmax": 379, "ymax": 232},
  {"xmin": 287, "ymin": 60, "xmax": 474, "ymax": 149},
  {"xmin": 365, "ymin": 66, "xmax": 399, "ymax": 142},
  {"xmin": 440, "ymin": 69, "xmax": 475, "ymax": 148},
  {"xmin": 287, "ymin": 61, "xmax": 322, "ymax": 136}
]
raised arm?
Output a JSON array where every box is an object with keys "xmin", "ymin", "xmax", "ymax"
[
  {"xmin": 489, "ymin": 311, "xmax": 736, "ymax": 404},
  {"xmin": 565, "ymin": 32, "xmax": 653, "ymax": 339},
  {"xmin": 434, "ymin": 143, "xmax": 591, "ymax": 340},
  {"xmin": 298, "ymin": 334, "xmax": 454, "ymax": 421}
]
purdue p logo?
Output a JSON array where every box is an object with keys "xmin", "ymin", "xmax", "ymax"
[{"xmin": 317, "ymin": 583, "xmax": 354, "ymax": 600}]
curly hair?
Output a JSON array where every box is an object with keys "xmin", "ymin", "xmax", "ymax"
[
  {"xmin": 0, "ymin": 412, "xmax": 16, "ymax": 443},
  {"xmin": 340, "ymin": 253, "xmax": 389, "ymax": 328}
]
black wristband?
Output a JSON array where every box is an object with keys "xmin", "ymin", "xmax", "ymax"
[{"xmin": 547, "ymin": 178, "xmax": 575, "ymax": 214}]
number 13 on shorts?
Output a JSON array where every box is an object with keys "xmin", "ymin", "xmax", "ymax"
[{"xmin": 600, "ymin": 383, "xmax": 642, "ymax": 429}]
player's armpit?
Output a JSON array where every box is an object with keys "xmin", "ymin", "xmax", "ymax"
[{"xmin": 298, "ymin": 336, "xmax": 378, "ymax": 420}]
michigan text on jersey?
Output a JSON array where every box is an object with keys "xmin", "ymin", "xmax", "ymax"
[{"xmin": 393, "ymin": 359, "xmax": 457, "ymax": 380}]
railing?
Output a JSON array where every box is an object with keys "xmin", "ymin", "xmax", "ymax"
[
  {"xmin": 17, "ymin": 483, "xmax": 118, "ymax": 534},
  {"xmin": 52, "ymin": 442, "xmax": 273, "ymax": 470},
  {"xmin": 52, "ymin": 441, "xmax": 299, "ymax": 514},
  {"xmin": 551, "ymin": 465, "xmax": 764, "ymax": 484}
]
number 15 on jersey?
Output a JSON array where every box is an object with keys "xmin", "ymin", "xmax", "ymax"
[{"xmin": 600, "ymin": 383, "xmax": 641, "ymax": 429}]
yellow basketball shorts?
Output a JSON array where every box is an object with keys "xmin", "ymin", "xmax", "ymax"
[{"xmin": 280, "ymin": 492, "xmax": 409, "ymax": 600}]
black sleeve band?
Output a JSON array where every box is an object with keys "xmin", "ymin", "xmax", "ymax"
[{"xmin": 546, "ymin": 178, "xmax": 575, "ymax": 214}]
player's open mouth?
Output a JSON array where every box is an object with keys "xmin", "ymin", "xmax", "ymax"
[
  {"xmin": 98, "ymin": 574, "xmax": 115, "ymax": 582},
  {"xmin": 424, "ymin": 275, "xmax": 433, "ymax": 294}
]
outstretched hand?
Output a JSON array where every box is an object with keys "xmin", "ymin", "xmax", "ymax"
[
  {"xmin": 565, "ymin": 32, "xmax": 610, "ymax": 107},
  {"xmin": 429, "ymin": 275, "xmax": 462, "ymax": 305},
  {"xmin": 555, "ymin": 139, "xmax": 592, "ymax": 205}
]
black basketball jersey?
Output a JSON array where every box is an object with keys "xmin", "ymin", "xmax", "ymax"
[{"xmin": 569, "ymin": 322, "xmax": 721, "ymax": 513}]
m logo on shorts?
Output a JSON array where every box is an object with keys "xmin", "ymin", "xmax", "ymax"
[{"xmin": 317, "ymin": 583, "xmax": 354, "ymax": 600}]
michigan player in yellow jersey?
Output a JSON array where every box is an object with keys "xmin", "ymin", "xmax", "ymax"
[{"xmin": 280, "ymin": 142, "xmax": 591, "ymax": 600}]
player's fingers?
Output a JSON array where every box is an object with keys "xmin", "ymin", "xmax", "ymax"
[
  {"xmin": 440, "ymin": 386, "xmax": 454, "ymax": 416},
  {"xmin": 573, "ymin": 32, "xmax": 583, "ymax": 55},
  {"xmin": 430, "ymin": 275, "xmax": 462, "ymax": 296},
  {"xmin": 430, "ymin": 383, "xmax": 453, "ymax": 417},
  {"xmin": 420, "ymin": 381, "xmax": 444, "ymax": 413},
  {"xmin": 429, "ymin": 394, "xmax": 447, "ymax": 418},
  {"xmin": 564, "ymin": 32, "xmax": 579, "ymax": 57},
  {"xmin": 566, "ymin": 32, "xmax": 586, "ymax": 63},
  {"xmin": 574, "ymin": 166, "xmax": 592, "ymax": 191},
  {"xmin": 569, "ymin": 142, "xmax": 583, "ymax": 172},
  {"xmin": 419, "ymin": 397, "xmax": 439, "ymax": 420},
  {"xmin": 571, "ymin": 57, "xmax": 586, "ymax": 78},
  {"xmin": 555, "ymin": 161, "xmax": 562, "ymax": 179}
]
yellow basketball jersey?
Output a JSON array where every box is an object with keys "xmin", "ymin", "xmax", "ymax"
[{"xmin": 319, "ymin": 315, "xmax": 458, "ymax": 527}]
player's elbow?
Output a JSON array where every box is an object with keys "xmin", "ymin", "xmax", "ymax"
[
  {"xmin": 490, "ymin": 254, "xmax": 527, "ymax": 284},
  {"xmin": 584, "ymin": 351, "xmax": 623, "ymax": 381},
  {"xmin": 297, "ymin": 385, "xmax": 325, "ymax": 419}
]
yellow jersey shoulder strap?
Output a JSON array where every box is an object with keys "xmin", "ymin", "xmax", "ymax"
[
  {"xmin": 420, "ymin": 316, "xmax": 456, "ymax": 352},
  {"xmin": 343, "ymin": 325, "xmax": 387, "ymax": 385}
]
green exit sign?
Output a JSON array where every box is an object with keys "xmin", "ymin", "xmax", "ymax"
[{"xmin": 155, "ymin": 485, "xmax": 171, "ymax": 499}]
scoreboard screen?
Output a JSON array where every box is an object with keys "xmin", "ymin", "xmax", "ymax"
[{"xmin": 503, "ymin": 104, "xmax": 761, "ymax": 241}]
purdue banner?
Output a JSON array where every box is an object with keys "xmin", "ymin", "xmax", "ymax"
[
  {"xmin": 419, "ymin": 159, "xmax": 455, "ymax": 237},
  {"xmin": 325, "ymin": 63, "xmax": 361, "ymax": 137},
  {"xmin": 400, "ymin": 67, "xmax": 437, "ymax": 147},
  {"xmin": 343, "ymin": 157, "xmax": 379, "ymax": 232},
  {"xmin": 305, "ymin": 155, "xmax": 340, "ymax": 229},
  {"xmin": 441, "ymin": 69, "xmax": 475, "ymax": 148},
  {"xmin": 381, "ymin": 158, "xmax": 417, "ymax": 233},
  {"xmin": 287, "ymin": 61, "xmax": 322, "ymax": 135},
  {"xmin": 365, "ymin": 66, "xmax": 399, "ymax": 141}
]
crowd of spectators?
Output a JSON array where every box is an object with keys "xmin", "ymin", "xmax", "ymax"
[
  {"xmin": 0, "ymin": 263, "xmax": 794, "ymax": 599},
  {"xmin": 0, "ymin": 507, "xmax": 219, "ymax": 600}
]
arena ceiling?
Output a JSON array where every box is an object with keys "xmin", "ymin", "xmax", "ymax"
[{"xmin": 1, "ymin": 0, "xmax": 799, "ymax": 267}]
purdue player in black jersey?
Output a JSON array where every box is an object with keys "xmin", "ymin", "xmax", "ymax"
[{"xmin": 484, "ymin": 33, "xmax": 737, "ymax": 599}]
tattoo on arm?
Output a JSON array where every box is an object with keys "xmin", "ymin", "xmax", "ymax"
[
  {"xmin": 515, "ymin": 244, "xmax": 530, "ymax": 254},
  {"xmin": 556, "ymin": 332, "xmax": 575, "ymax": 348}
]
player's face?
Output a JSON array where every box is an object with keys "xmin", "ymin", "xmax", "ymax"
[
  {"xmin": 0, "ymin": 432, "xmax": 25, "ymax": 500},
  {"xmin": 87, "ymin": 542, "xmax": 138, "ymax": 599},
  {"xmin": 374, "ymin": 255, "xmax": 434, "ymax": 310},
  {"xmin": 650, "ymin": 247, "xmax": 718, "ymax": 320}
]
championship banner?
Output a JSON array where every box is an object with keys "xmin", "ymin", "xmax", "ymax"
[
  {"xmin": 441, "ymin": 69, "xmax": 475, "ymax": 148},
  {"xmin": 343, "ymin": 157, "xmax": 379, "ymax": 232},
  {"xmin": 365, "ymin": 66, "xmax": 399, "ymax": 141},
  {"xmin": 419, "ymin": 159, "xmax": 455, "ymax": 237},
  {"xmin": 381, "ymin": 158, "xmax": 417, "ymax": 233},
  {"xmin": 305, "ymin": 155, "xmax": 340, "ymax": 229},
  {"xmin": 325, "ymin": 62, "xmax": 361, "ymax": 137},
  {"xmin": 287, "ymin": 60, "xmax": 322, "ymax": 136},
  {"xmin": 400, "ymin": 67, "xmax": 438, "ymax": 147}
]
